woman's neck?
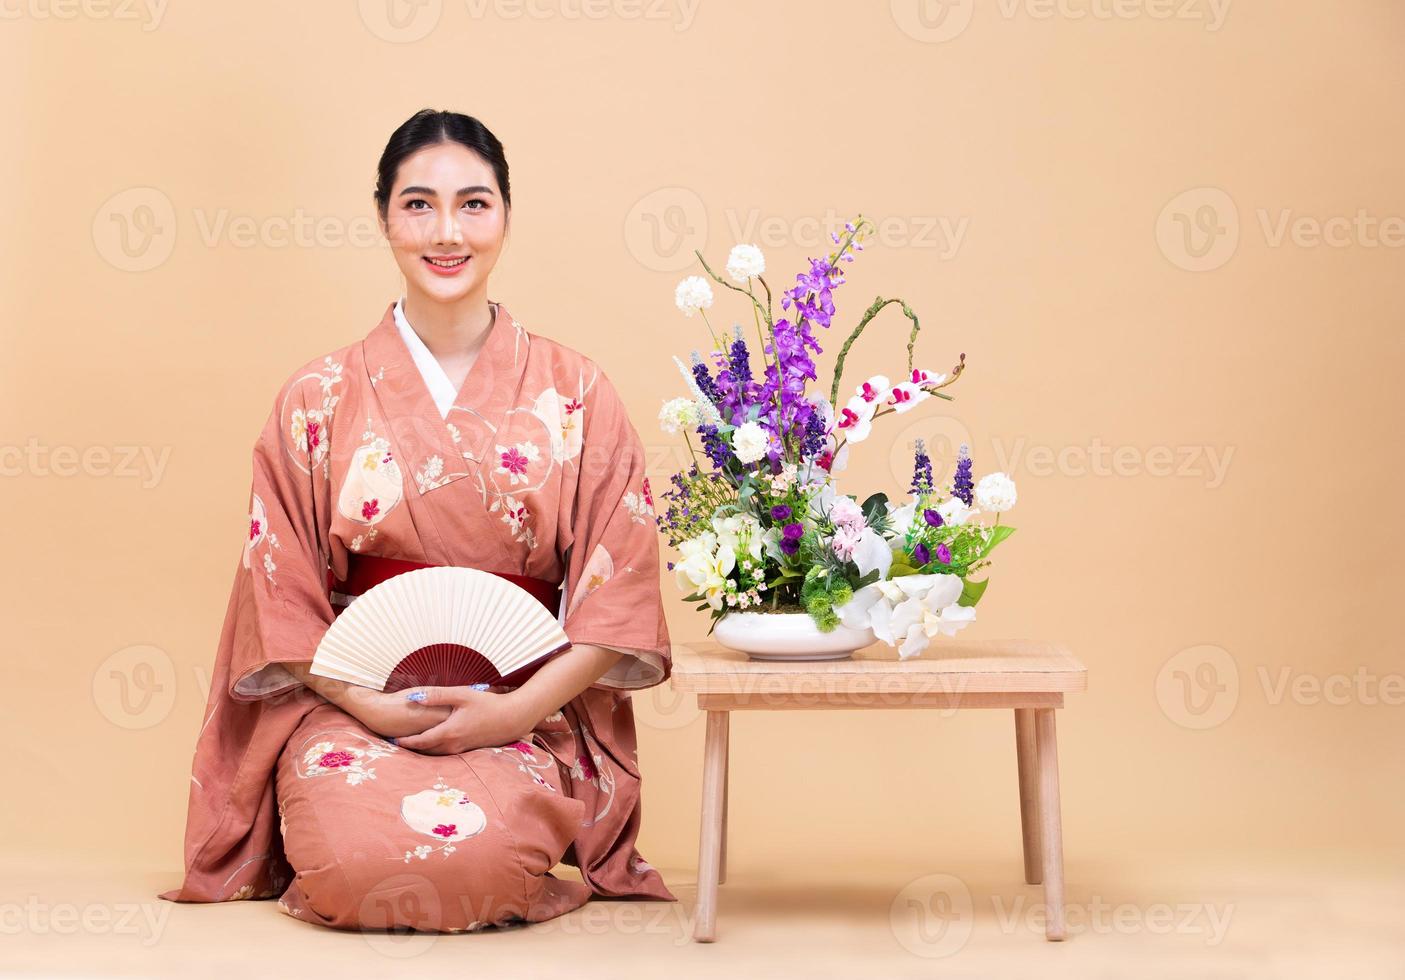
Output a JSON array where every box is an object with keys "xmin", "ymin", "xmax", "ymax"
[{"xmin": 401, "ymin": 287, "xmax": 495, "ymax": 359}]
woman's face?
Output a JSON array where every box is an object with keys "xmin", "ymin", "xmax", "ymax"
[{"xmin": 380, "ymin": 141, "xmax": 507, "ymax": 305}]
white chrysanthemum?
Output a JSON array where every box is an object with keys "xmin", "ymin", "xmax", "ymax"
[
  {"xmin": 725, "ymin": 243, "xmax": 765, "ymax": 283},
  {"xmin": 731, "ymin": 420, "xmax": 768, "ymax": 464},
  {"xmin": 974, "ymin": 472, "xmax": 1017, "ymax": 512},
  {"xmin": 658, "ymin": 397, "xmax": 701, "ymax": 434},
  {"xmin": 936, "ymin": 497, "xmax": 973, "ymax": 527},
  {"xmin": 674, "ymin": 276, "xmax": 714, "ymax": 317}
]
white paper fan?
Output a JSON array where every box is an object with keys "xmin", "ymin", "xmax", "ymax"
[{"xmin": 310, "ymin": 566, "xmax": 572, "ymax": 692}]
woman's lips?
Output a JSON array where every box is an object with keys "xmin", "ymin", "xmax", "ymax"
[{"xmin": 423, "ymin": 255, "xmax": 470, "ymax": 276}]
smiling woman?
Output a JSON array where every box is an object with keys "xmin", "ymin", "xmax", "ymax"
[{"xmin": 158, "ymin": 110, "xmax": 676, "ymax": 932}]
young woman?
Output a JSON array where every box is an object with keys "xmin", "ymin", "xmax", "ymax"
[{"xmin": 159, "ymin": 110, "xmax": 675, "ymax": 932}]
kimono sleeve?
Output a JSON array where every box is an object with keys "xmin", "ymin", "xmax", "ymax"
[
  {"xmin": 561, "ymin": 364, "xmax": 671, "ymax": 692},
  {"xmin": 228, "ymin": 372, "xmax": 337, "ymax": 700}
]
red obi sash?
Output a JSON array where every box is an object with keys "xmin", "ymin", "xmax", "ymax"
[{"xmin": 327, "ymin": 555, "xmax": 563, "ymax": 615}]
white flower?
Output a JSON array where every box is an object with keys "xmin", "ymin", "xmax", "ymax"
[
  {"xmin": 885, "ymin": 381, "xmax": 931, "ymax": 414},
  {"xmin": 674, "ymin": 276, "xmax": 714, "ymax": 317},
  {"xmin": 833, "ymin": 375, "xmax": 890, "ymax": 444},
  {"xmin": 725, "ymin": 243, "xmax": 766, "ymax": 282},
  {"xmin": 974, "ymin": 472, "xmax": 1017, "ymax": 512},
  {"xmin": 712, "ymin": 513, "xmax": 764, "ymax": 561},
  {"xmin": 906, "ymin": 367, "xmax": 947, "ymax": 387},
  {"xmin": 850, "ymin": 527, "xmax": 893, "ymax": 579},
  {"xmin": 835, "ymin": 396, "xmax": 878, "ymax": 443},
  {"xmin": 674, "ymin": 536, "xmax": 736, "ymax": 610},
  {"xmin": 828, "ymin": 496, "xmax": 864, "ymax": 527},
  {"xmin": 658, "ymin": 396, "xmax": 701, "ymax": 434},
  {"xmin": 887, "ymin": 499, "xmax": 918, "ymax": 535},
  {"xmin": 835, "ymin": 573, "xmax": 973, "ymax": 660},
  {"xmin": 937, "ymin": 497, "xmax": 974, "ymax": 527},
  {"xmin": 855, "ymin": 374, "xmax": 891, "ymax": 404},
  {"xmin": 732, "ymin": 420, "xmax": 769, "ymax": 464}
]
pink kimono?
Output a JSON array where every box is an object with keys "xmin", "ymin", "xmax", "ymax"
[{"xmin": 159, "ymin": 300, "xmax": 676, "ymax": 931}]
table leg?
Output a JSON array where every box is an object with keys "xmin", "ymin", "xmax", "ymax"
[
  {"xmin": 719, "ymin": 725, "xmax": 729, "ymax": 885},
  {"xmin": 1034, "ymin": 708, "xmax": 1066, "ymax": 941},
  {"xmin": 693, "ymin": 709, "xmax": 729, "ymax": 942},
  {"xmin": 1014, "ymin": 708, "xmax": 1042, "ymax": 884}
]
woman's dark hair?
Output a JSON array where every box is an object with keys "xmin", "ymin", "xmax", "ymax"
[{"xmin": 374, "ymin": 109, "xmax": 510, "ymax": 222}]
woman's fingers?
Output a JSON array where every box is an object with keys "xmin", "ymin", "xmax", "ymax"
[{"xmin": 401, "ymin": 685, "xmax": 462, "ymax": 706}]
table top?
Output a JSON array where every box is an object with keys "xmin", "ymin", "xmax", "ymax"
[{"xmin": 668, "ymin": 638, "xmax": 1086, "ymax": 695}]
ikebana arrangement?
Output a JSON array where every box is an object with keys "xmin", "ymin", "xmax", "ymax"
[{"xmin": 654, "ymin": 216, "xmax": 1018, "ymax": 662}]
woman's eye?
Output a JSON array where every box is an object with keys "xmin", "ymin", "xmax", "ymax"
[
  {"xmin": 406, "ymin": 199, "xmax": 430, "ymax": 211},
  {"xmin": 464, "ymin": 199, "xmax": 486, "ymax": 211}
]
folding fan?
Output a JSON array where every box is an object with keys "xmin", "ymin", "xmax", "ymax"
[{"xmin": 310, "ymin": 566, "xmax": 572, "ymax": 692}]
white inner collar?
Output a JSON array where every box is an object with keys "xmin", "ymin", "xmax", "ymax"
[{"xmin": 392, "ymin": 297, "xmax": 460, "ymax": 419}]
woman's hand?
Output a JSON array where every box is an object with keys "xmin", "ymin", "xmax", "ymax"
[
  {"xmin": 280, "ymin": 662, "xmax": 451, "ymax": 739},
  {"xmin": 351, "ymin": 689, "xmax": 453, "ymax": 739},
  {"xmin": 391, "ymin": 687, "xmax": 537, "ymax": 755}
]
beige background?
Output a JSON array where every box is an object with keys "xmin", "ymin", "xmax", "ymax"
[{"xmin": 3, "ymin": 0, "xmax": 1403, "ymax": 974}]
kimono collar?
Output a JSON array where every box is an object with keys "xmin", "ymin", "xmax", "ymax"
[{"xmin": 361, "ymin": 298, "xmax": 530, "ymax": 493}]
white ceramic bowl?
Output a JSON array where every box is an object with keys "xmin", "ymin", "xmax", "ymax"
[{"xmin": 712, "ymin": 611, "xmax": 876, "ymax": 661}]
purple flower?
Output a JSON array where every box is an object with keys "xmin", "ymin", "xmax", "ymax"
[
  {"xmin": 923, "ymin": 508, "xmax": 943, "ymax": 528},
  {"xmin": 800, "ymin": 409, "xmax": 827, "ymax": 457},
  {"xmin": 770, "ymin": 504, "xmax": 792, "ymax": 521},
  {"xmin": 913, "ymin": 542, "xmax": 930, "ymax": 565},
  {"xmin": 698, "ymin": 424, "xmax": 732, "ymax": 469},
  {"xmin": 952, "ymin": 445, "xmax": 974, "ymax": 506},
  {"xmin": 779, "ymin": 537, "xmax": 800, "ymax": 556},
  {"xmin": 935, "ymin": 543, "xmax": 952, "ymax": 565},
  {"xmin": 910, "ymin": 438, "xmax": 934, "ymax": 496},
  {"xmin": 690, "ymin": 353, "xmax": 722, "ymax": 405},
  {"xmin": 782, "ymin": 522, "xmax": 805, "ymax": 540}
]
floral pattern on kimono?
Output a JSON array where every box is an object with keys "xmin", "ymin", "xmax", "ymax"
[
  {"xmin": 294, "ymin": 730, "xmax": 398, "ymax": 786},
  {"xmin": 400, "ymin": 778, "xmax": 488, "ymax": 860}
]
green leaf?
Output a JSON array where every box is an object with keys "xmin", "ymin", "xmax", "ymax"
[
  {"xmin": 978, "ymin": 525, "xmax": 1016, "ymax": 559},
  {"xmin": 860, "ymin": 491, "xmax": 889, "ymax": 522},
  {"xmin": 958, "ymin": 577, "xmax": 989, "ymax": 607}
]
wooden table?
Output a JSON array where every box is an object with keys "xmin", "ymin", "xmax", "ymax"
[{"xmin": 669, "ymin": 638, "xmax": 1087, "ymax": 943}]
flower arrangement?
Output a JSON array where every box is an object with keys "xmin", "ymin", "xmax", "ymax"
[{"xmin": 655, "ymin": 216, "xmax": 1017, "ymax": 660}]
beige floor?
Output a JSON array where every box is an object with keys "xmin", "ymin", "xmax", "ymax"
[{"xmin": 2, "ymin": 854, "xmax": 1401, "ymax": 979}]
